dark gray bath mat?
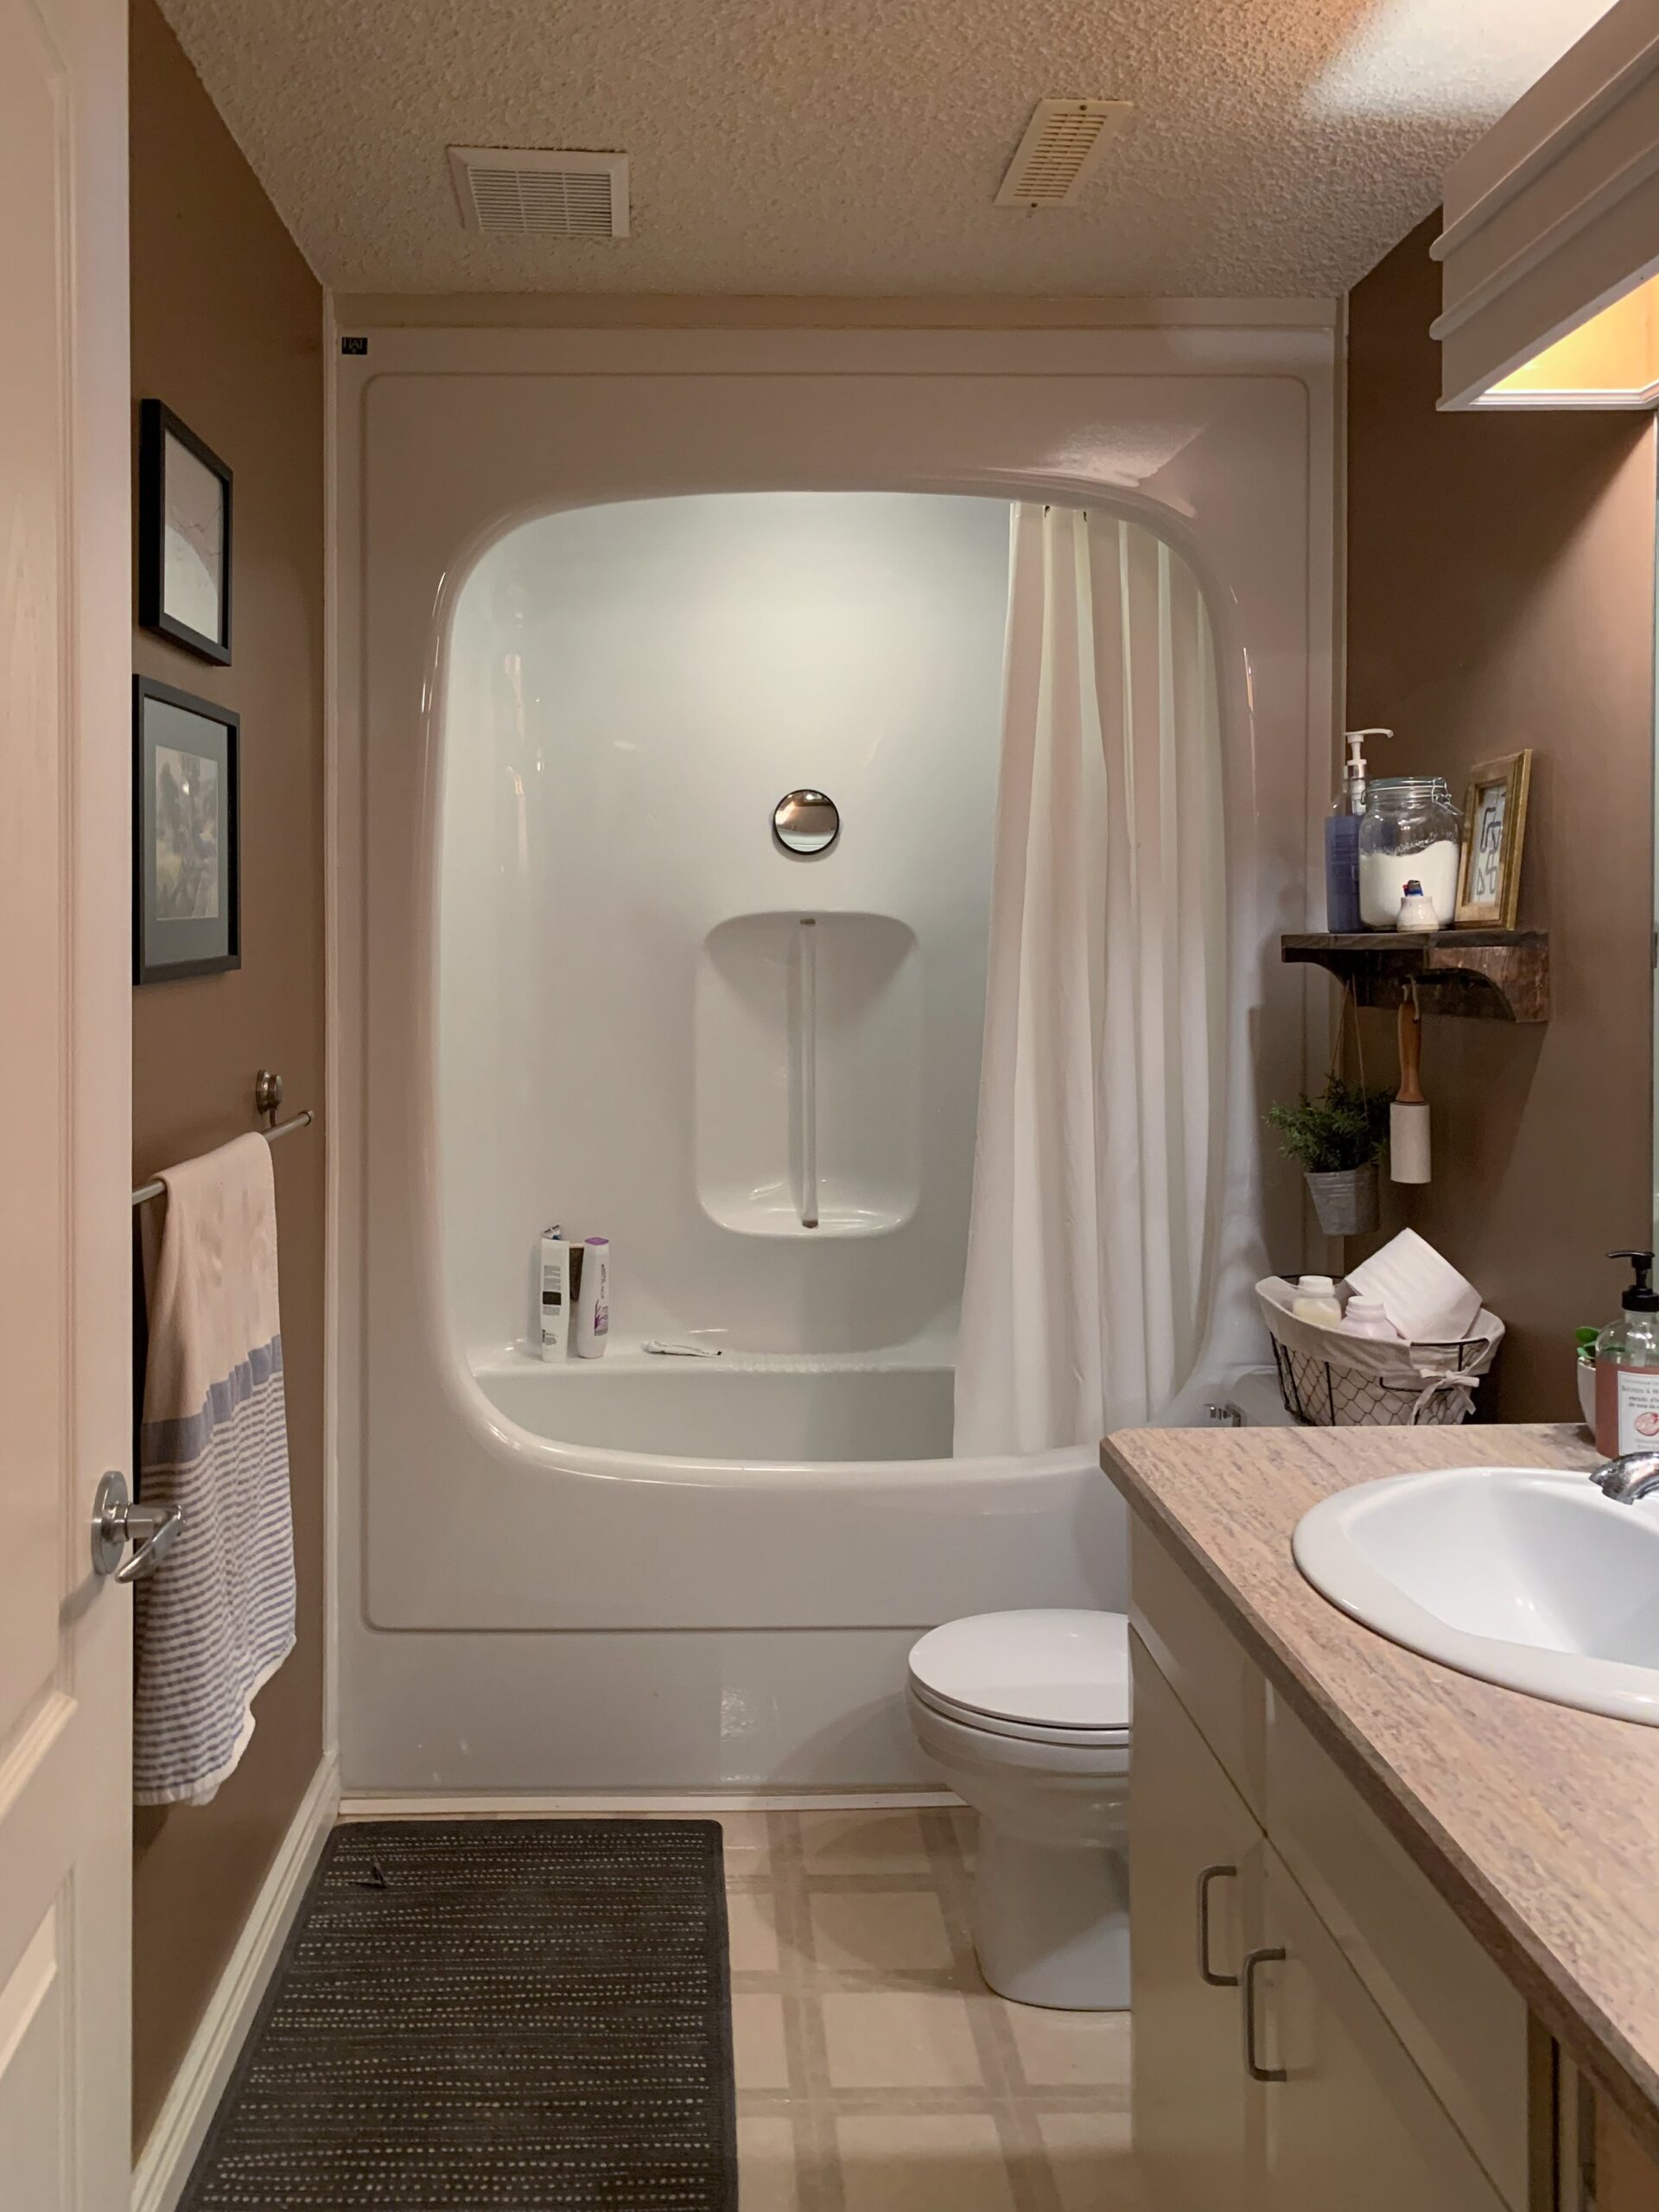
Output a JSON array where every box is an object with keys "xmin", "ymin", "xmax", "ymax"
[{"xmin": 179, "ymin": 1818, "xmax": 735, "ymax": 2210}]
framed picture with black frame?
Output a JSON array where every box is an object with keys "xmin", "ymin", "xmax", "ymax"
[
  {"xmin": 134, "ymin": 677, "xmax": 240, "ymax": 984},
  {"xmin": 137, "ymin": 399, "xmax": 233, "ymax": 664}
]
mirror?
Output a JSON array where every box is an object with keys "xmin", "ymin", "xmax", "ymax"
[{"xmin": 773, "ymin": 789, "xmax": 840, "ymax": 856}]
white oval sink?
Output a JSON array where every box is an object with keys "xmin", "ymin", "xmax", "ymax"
[{"xmin": 1294, "ymin": 1466, "xmax": 1659, "ymax": 1726}]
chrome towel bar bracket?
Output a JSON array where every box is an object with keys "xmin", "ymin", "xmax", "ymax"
[{"xmin": 131, "ymin": 1071, "xmax": 316, "ymax": 1207}]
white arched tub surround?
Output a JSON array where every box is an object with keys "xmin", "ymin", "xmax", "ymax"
[
  {"xmin": 331, "ymin": 326, "xmax": 1335, "ymax": 1793},
  {"xmin": 439, "ymin": 493, "xmax": 1011, "ymax": 1376}
]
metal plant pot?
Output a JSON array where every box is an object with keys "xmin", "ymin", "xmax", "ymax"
[{"xmin": 1305, "ymin": 1161, "xmax": 1380, "ymax": 1237}]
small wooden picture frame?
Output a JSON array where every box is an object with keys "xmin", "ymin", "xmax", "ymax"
[
  {"xmin": 137, "ymin": 399, "xmax": 233, "ymax": 664},
  {"xmin": 1455, "ymin": 749, "xmax": 1532, "ymax": 929},
  {"xmin": 134, "ymin": 677, "xmax": 240, "ymax": 984}
]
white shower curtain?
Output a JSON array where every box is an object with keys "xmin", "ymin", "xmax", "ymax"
[{"xmin": 953, "ymin": 504, "xmax": 1227, "ymax": 1457}]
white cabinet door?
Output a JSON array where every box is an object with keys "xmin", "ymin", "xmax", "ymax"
[
  {"xmin": 1258, "ymin": 1847, "xmax": 1510, "ymax": 2212},
  {"xmin": 0, "ymin": 0, "xmax": 131, "ymax": 2203},
  {"xmin": 1131, "ymin": 1632, "xmax": 1268, "ymax": 2212}
]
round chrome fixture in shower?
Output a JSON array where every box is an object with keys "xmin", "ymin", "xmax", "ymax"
[{"xmin": 772, "ymin": 790, "xmax": 840, "ymax": 856}]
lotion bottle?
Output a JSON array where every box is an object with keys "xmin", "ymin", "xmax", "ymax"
[
  {"xmin": 1595, "ymin": 1249, "xmax": 1659, "ymax": 1456},
  {"xmin": 1325, "ymin": 729, "xmax": 1389, "ymax": 933},
  {"xmin": 538, "ymin": 1228, "xmax": 570, "ymax": 1357}
]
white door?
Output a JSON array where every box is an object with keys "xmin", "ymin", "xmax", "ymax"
[{"xmin": 0, "ymin": 0, "xmax": 132, "ymax": 2203}]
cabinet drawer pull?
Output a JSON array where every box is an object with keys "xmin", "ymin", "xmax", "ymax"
[
  {"xmin": 1243, "ymin": 1946, "xmax": 1287, "ymax": 2082},
  {"xmin": 1197, "ymin": 1865, "xmax": 1240, "ymax": 1986}
]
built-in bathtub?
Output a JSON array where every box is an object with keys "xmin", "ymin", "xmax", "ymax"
[
  {"xmin": 474, "ymin": 1350, "xmax": 1289, "ymax": 1471},
  {"xmin": 355, "ymin": 1328, "xmax": 1121, "ymax": 1790},
  {"xmin": 335, "ymin": 324, "xmax": 1331, "ymax": 1795},
  {"xmin": 476, "ymin": 1350, "xmax": 957, "ymax": 1464},
  {"xmin": 336, "ymin": 1338, "xmax": 1285, "ymax": 1794}
]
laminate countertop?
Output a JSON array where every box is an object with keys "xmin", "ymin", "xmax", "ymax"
[{"xmin": 1100, "ymin": 1420, "xmax": 1659, "ymax": 2154}]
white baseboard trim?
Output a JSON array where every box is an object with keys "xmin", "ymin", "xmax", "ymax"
[
  {"xmin": 131, "ymin": 1755, "xmax": 340, "ymax": 2212},
  {"xmin": 338, "ymin": 1787, "xmax": 959, "ymax": 1817}
]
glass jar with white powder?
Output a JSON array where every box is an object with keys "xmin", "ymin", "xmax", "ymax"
[{"xmin": 1357, "ymin": 776, "xmax": 1461, "ymax": 930}]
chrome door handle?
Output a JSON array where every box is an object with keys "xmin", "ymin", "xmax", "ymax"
[
  {"xmin": 1242, "ymin": 1946, "xmax": 1287, "ymax": 2082},
  {"xmin": 91, "ymin": 1471, "xmax": 182, "ymax": 1584},
  {"xmin": 1197, "ymin": 1865, "xmax": 1240, "ymax": 1986}
]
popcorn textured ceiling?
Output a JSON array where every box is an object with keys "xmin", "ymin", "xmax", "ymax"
[{"xmin": 156, "ymin": 0, "xmax": 1611, "ymax": 296}]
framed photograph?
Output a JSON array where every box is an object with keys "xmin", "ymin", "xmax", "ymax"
[
  {"xmin": 1455, "ymin": 749, "xmax": 1532, "ymax": 929},
  {"xmin": 137, "ymin": 399, "xmax": 232, "ymax": 664},
  {"xmin": 134, "ymin": 677, "xmax": 240, "ymax": 984}
]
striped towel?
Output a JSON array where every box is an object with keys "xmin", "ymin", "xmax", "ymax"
[{"xmin": 134, "ymin": 1133, "xmax": 296, "ymax": 1807}]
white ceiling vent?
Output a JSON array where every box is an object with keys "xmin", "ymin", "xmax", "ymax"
[
  {"xmin": 448, "ymin": 147, "xmax": 630, "ymax": 238},
  {"xmin": 995, "ymin": 99, "xmax": 1132, "ymax": 208}
]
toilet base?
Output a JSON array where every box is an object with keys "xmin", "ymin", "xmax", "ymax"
[{"xmin": 972, "ymin": 1827, "xmax": 1130, "ymax": 2010}]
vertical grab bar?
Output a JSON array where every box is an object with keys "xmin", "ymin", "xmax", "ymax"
[{"xmin": 798, "ymin": 918, "xmax": 819, "ymax": 1229}]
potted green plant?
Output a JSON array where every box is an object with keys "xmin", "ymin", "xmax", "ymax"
[{"xmin": 1267, "ymin": 1077, "xmax": 1393, "ymax": 1236}]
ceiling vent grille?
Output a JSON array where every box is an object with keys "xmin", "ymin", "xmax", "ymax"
[
  {"xmin": 995, "ymin": 99, "xmax": 1132, "ymax": 208},
  {"xmin": 448, "ymin": 147, "xmax": 630, "ymax": 238}
]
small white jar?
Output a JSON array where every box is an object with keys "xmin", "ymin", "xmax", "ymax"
[
  {"xmin": 1292, "ymin": 1274, "xmax": 1342, "ymax": 1325},
  {"xmin": 1342, "ymin": 1296, "xmax": 1401, "ymax": 1341}
]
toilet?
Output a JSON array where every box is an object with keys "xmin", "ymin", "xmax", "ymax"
[{"xmin": 907, "ymin": 1609, "xmax": 1131, "ymax": 2012}]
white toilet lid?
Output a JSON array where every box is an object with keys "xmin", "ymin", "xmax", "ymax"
[
  {"xmin": 907, "ymin": 1611, "xmax": 1131, "ymax": 1733},
  {"xmin": 908, "ymin": 1678, "xmax": 1132, "ymax": 1751}
]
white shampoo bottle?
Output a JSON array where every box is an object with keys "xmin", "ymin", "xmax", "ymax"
[
  {"xmin": 573, "ymin": 1237, "xmax": 610, "ymax": 1358},
  {"xmin": 538, "ymin": 1228, "xmax": 570, "ymax": 1357}
]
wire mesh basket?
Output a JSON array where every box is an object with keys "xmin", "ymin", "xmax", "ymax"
[{"xmin": 1256, "ymin": 1277, "xmax": 1503, "ymax": 1428}]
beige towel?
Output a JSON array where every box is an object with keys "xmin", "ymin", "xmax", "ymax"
[{"xmin": 134, "ymin": 1134, "xmax": 296, "ymax": 1806}]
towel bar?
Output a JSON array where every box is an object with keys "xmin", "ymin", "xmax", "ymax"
[{"xmin": 131, "ymin": 1071, "xmax": 315, "ymax": 1208}]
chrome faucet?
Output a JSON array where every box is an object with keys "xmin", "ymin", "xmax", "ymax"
[{"xmin": 1592, "ymin": 1452, "xmax": 1659, "ymax": 1503}]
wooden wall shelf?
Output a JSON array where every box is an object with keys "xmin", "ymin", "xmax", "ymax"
[{"xmin": 1281, "ymin": 931, "xmax": 1549, "ymax": 1023}]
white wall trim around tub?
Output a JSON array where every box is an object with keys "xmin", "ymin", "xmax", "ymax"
[{"xmin": 130, "ymin": 1756, "xmax": 340, "ymax": 2212}]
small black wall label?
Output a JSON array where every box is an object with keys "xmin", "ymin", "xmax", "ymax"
[{"xmin": 340, "ymin": 335, "xmax": 369, "ymax": 356}]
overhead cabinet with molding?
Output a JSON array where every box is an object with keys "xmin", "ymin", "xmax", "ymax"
[{"xmin": 1435, "ymin": 0, "xmax": 1659, "ymax": 410}]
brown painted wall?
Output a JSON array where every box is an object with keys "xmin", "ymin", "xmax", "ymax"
[
  {"xmin": 129, "ymin": 0, "xmax": 325, "ymax": 2152},
  {"xmin": 1345, "ymin": 217, "xmax": 1656, "ymax": 1419}
]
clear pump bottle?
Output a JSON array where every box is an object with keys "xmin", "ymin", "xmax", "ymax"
[
  {"xmin": 1325, "ymin": 728, "xmax": 1389, "ymax": 933},
  {"xmin": 1594, "ymin": 1249, "xmax": 1659, "ymax": 1457}
]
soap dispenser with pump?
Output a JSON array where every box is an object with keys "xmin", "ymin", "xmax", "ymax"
[
  {"xmin": 1594, "ymin": 1249, "xmax": 1659, "ymax": 1456},
  {"xmin": 1325, "ymin": 728, "xmax": 1390, "ymax": 933}
]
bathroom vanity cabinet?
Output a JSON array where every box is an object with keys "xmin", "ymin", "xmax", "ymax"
[
  {"xmin": 1109, "ymin": 1419, "xmax": 1659, "ymax": 2212},
  {"xmin": 1130, "ymin": 1518, "xmax": 1526, "ymax": 2212}
]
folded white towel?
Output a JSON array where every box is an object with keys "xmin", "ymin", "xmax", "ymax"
[
  {"xmin": 134, "ymin": 1134, "xmax": 296, "ymax": 1806},
  {"xmin": 1343, "ymin": 1228, "xmax": 1482, "ymax": 1344}
]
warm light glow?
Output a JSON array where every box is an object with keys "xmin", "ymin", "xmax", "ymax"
[
  {"xmin": 1487, "ymin": 271, "xmax": 1659, "ymax": 405},
  {"xmin": 1313, "ymin": 0, "xmax": 1613, "ymax": 120}
]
